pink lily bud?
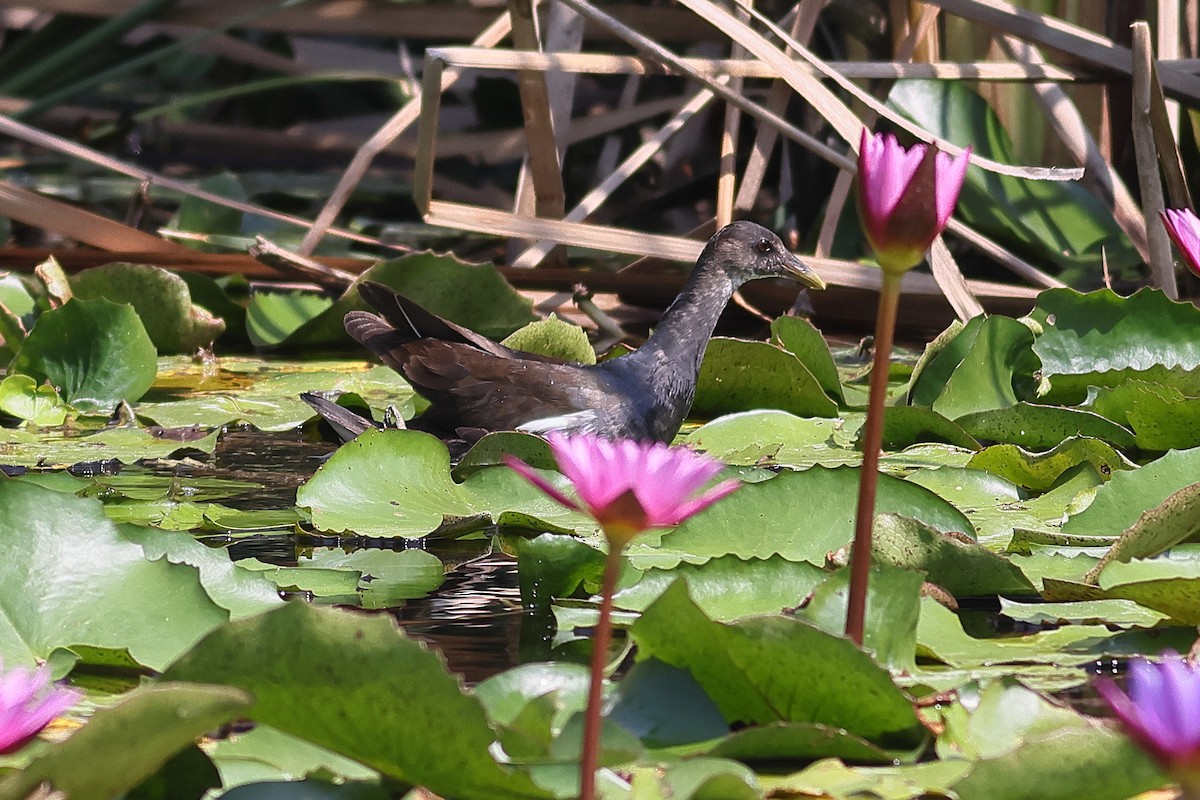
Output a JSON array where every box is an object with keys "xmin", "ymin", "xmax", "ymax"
[
  {"xmin": 856, "ymin": 129, "xmax": 971, "ymax": 274},
  {"xmin": 1161, "ymin": 208, "xmax": 1200, "ymax": 278}
]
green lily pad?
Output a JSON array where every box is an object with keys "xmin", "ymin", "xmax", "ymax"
[
  {"xmin": 615, "ymin": 555, "xmax": 828, "ymax": 621},
  {"xmin": 631, "ymin": 580, "xmax": 928, "ymax": 757},
  {"xmin": 0, "ymin": 426, "xmax": 219, "ymax": 469},
  {"xmin": 268, "ymin": 252, "xmax": 536, "ymax": 349},
  {"xmin": 1063, "ymin": 445, "xmax": 1200, "ymax": 538},
  {"xmin": 164, "ymin": 602, "xmax": 551, "ymax": 800},
  {"xmin": 770, "ymin": 316, "xmax": 844, "ymax": 404},
  {"xmin": 207, "ymin": 725, "xmax": 380, "ymax": 788},
  {"xmin": 501, "ymin": 314, "xmax": 596, "ymax": 364},
  {"xmin": 297, "ymin": 429, "xmax": 595, "ymax": 538},
  {"xmin": 928, "ymin": 461, "xmax": 1104, "ymax": 548},
  {"xmin": 938, "ymin": 680, "xmax": 1165, "ymax": 800},
  {"xmin": 929, "ymin": 316, "xmax": 1035, "ymax": 419},
  {"xmin": 137, "ymin": 363, "xmax": 413, "ymax": 432},
  {"xmin": 247, "ymin": 290, "xmax": 334, "ymax": 348},
  {"xmin": 879, "ymin": 406, "xmax": 979, "ymax": 450},
  {"xmin": 693, "ymin": 338, "xmax": 838, "ymax": 420},
  {"xmin": 641, "ymin": 465, "xmax": 972, "ymax": 566},
  {"xmin": 1082, "ymin": 482, "xmax": 1200, "ymax": 582},
  {"xmin": 0, "ymin": 373, "xmax": 71, "ymax": 426},
  {"xmin": 1088, "ymin": 380, "xmax": 1200, "ymax": 451},
  {"xmin": 0, "ymin": 481, "xmax": 227, "ymax": 670},
  {"xmin": 1030, "ymin": 288, "xmax": 1200, "ymax": 401},
  {"xmin": 761, "ymin": 758, "xmax": 969, "ymax": 800},
  {"xmin": 71, "ymin": 262, "xmax": 226, "ymax": 353},
  {"xmin": 119, "ymin": 525, "xmax": 284, "ymax": 618},
  {"xmin": 872, "ymin": 514, "xmax": 1036, "ymax": 596},
  {"xmin": 955, "ymin": 402, "xmax": 1137, "ymax": 450},
  {"xmin": 11, "ymin": 297, "xmax": 157, "ymax": 413},
  {"xmin": 967, "ymin": 437, "xmax": 1132, "ymax": 492},
  {"xmin": 802, "ymin": 562, "xmax": 923, "ymax": 671},
  {"xmin": 684, "ymin": 410, "xmax": 856, "ymax": 469},
  {"xmin": 999, "ymin": 598, "xmax": 1167, "ymax": 628}
]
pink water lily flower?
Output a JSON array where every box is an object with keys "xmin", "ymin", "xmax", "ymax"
[
  {"xmin": 0, "ymin": 661, "xmax": 79, "ymax": 753},
  {"xmin": 1161, "ymin": 208, "xmax": 1200, "ymax": 278},
  {"xmin": 1098, "ymin": 651, "xmax": 1200, "ymax": 791},
  {"xmin": 856, "ymin": 129, "xmax": 971, "ymax": 274},
  {"xmin": 505, "ymin": 433, "xmax": 739, "ymax": 546}
]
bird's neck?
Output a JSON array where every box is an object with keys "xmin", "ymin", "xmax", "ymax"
[{"xmin": 637, "ymin": 264, "xmax": 737, "ymax": 374}]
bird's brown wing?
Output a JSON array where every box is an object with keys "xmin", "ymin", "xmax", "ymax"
[
  {"xmin": 397, "ymin": 339, "xmax": 611, "ymax": 432},
  {"xmin": 353, "ymin": 281, "xmax": 514, "ymax": 358}
]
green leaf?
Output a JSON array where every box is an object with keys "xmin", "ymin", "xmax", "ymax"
[
  {"xmin": 889, "ymin": 81, "xmax": 1138, "ymax": 277},
  {"xmin": 70, "ymin": 263, "xmax": 225, "ymax": 353},
  {"xmin": 1030, "ymin": 288, "xmax": 1200, "ymax": 401},
  {"xmin": 685, "ymin": 410, "xmax": 857, "ymax": 469},
  {"xmin": 631, "ymin": 580, "xmax": 928, "ymax": 755},
  {"xmin": 163, "ymin": 602, "xmax": 551, "ymax": 800},
  {"xmin": 967, "ymin": 437, "xmax": 1132, "ymax": 492},
  {"xmin": 802, "ymin": 562, "xmax": 923, "ymax": 671},
  {"xmin": 137, "ymin": 361, "xmax": 414, "ymax": 433},
  {"xmin": 11, "ymin": 297, "xmax": 157, "ymax": 412},
  {"xmin": 0, "ymin": 373, "xmax": 71, "ymax": 425},
  {"xmin": 296, "ymin": 429, "xmax": 595, "ymax": 538},
  {"xmin": 0, "ymin": 426, "xmax": 218, "ymax": 469},
  {"xmin": 0, "ymin": 480, "xmax": 227, "ymax": 669},
  {"xmin": 246, "ymin": 291, "xmax": 334, "ymax": 348},
  {"xmin": 266, "ymin": 253, "xmax": 536, "ymax": 349},
  {"xmin": 999, "ymin": 598, "xmax": 1166, "ymax": 628},
  {"xmin": 513, "ymin": 533, "xmax": 605, "ymax": 609},
  {"xmin": 207, "ymin": 725, "xmax": 380, "ymax": 788},
  {"xmin": 615, "ymin": 555, "xmax": 828, "ymax": 621},
  {"xmin": 693, "ymin": 338, "xmax": 838, "ymax": 419},
  {"xmin": 119, "ymin": 526, "xmax": 284, "ymax": 619},
  {"xmin": 1088, "ymin": 380, "xmax": 1200, "ymax": 451},
  {"xmin": 872, "ymin": 514, "xmax": 1036, "ymax": 596},
  {"xmin": 955, "ymin": 402, "xmax": 1137, "ymax": 450},
  {"xmin": 0, "ymin": 683, "xmax": 252, "ymax": 800},
  {"xmin": 929, "ymin": 316, "xmax": 1035, "ymax": 419},
  {"xmin": 879, "ymin": 406, "xmax": 979, "ymax": 450},
  {"xmin": 1082, "ymin": 482, "xmax": 1200, "ymax": 582},
  {"xmin": 644, "ymin": 466, "xmax": 973, "ymax": 565},
  {"xmin": 770, "ymin": 316, "xmax": 844, "ymax": 403},
  {"xmin": 761, "ymin": 758, "xmax": 969, "ymax": 800},
  {"xmin": 501, "ymin": 315, "xmax": 596, "ymax": 364},
  {"xmin": 1063, "ymin": 446, "xmax": 1200, "ymax": 537},
  {"xmin": 940, "ymin": 681, "xmax": 1165, "ymax": 800}
]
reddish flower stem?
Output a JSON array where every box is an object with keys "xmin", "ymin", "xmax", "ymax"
[
  {"xmin": 846, "ymin": 271, "xmax": 902, "ymax": 646},
  {"xmin": 580, "ymin": 542, "xmax": 624, "ymax": 800}
]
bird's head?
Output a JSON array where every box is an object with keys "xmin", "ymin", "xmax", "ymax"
[{"xmin": 703, "ymin": 220, "xmax": 826, "ymax": 290}]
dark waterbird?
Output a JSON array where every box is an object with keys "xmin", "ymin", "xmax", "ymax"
[{"xmin": 339, "ymin": 221, "xmax": 826, "ymax": 443}]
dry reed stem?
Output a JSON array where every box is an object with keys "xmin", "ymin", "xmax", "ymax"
[{"xmin": 1131, "ymin": 21, "xmax": 1177, "ymax": 299}]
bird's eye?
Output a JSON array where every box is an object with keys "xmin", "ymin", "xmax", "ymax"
[{"xmin": 755, "ymin": 238, "xmax": 773, "ymax": 254}]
